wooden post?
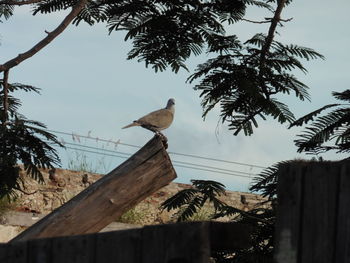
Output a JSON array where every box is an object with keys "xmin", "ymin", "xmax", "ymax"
[
  {"xmin": 274, "ymin": 160, "xmax": 350, "ymax": 263},
  {"xmin": 10, "ymin": 135, "xmax": 177, "ymax": 242}
]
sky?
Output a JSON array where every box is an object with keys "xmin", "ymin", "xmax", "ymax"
[{"xmin": 2, "ymin": 1, "xmax": 350, "ymax": 192}]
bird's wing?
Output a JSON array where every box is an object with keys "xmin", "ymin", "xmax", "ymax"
[{"xmin": 137, "ymin": 109, "xmax": 174, "ymax": 130}]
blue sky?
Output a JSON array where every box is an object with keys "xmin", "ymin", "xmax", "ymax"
[{"xmin": 2, "ymin": 1, "xmax": 350, "ymax": 191}]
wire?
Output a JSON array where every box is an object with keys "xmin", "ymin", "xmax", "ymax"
[
  {"xmin": 64, "ymin": 146, "xmax": 254, "ymax": 179},
  {"xmin": 63, "ymin": 141, "xmax": 131, "ymax": 157},
  {"xmin": 48, "ymin": 129, "xmax": 141, "ymax": 148},
  {"xmin": 173, "ymin": 164, "xmax": 253, "ymax": 179},
  {"xmin": 47, "ymin": 129, "xmax": 267, "ymax": 169},
  {"xmin": 65, "ymin": 146, "xmax": 129, "ymax": 160},
  {"xmin": 168, "ymin": 151, "xmax": 266, "ymax": 169},
  {"xmin": 62, "ymin": 141, "xmax": 257, "ymax": 176},
  {"xmin": 173, "ymin": 160, "xmax": 256, "ymax": 176}
]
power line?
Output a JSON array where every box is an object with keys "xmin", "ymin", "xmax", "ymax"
[
  {"xmin": 48, "ymin": 129, "xmax": 141, "ymax": 149},
  {"xmin": 61, "ymin": 141, "xmax": 258, "ymax": 177},
  {"xmin": 47, "ymin": 129, "xmax": 267, "ymax": 169},
  {"xmin": 63, "ymin": 141, "xmax": 131, "ymax": 157},
  {"xmin": 65, "ymin": 146, "xmax": 129, "ymax": 160},
  {"xmin": 170, "ymin": 164, "xmax": 253, "ymax": 179},
  {"xmin": 168, "ymin": 152, "xmax": 266, "ymax": 169},
  {"xmin": 64, "ymin": 146, "xmax": 255, "ymax": 179}
]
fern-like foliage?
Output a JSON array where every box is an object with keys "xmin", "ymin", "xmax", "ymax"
[
  {"xmin": 73, "ymin": 0, "xmax": 108, "ymax": 26},
  {"xmin": 161, "ymin": 179, "xmax": 226, "ymax": 222},
  {"xmin": 102, "ymin": 0, "xmax": 269, "ymax": 72},
  {"xmin": 188, "ymin": 33, "xmax": 324, "ymax": 135},
  {"xmin": 30, "ymin": 0, "xmax": 269, "ymax": 72},
  {"xmin": 212, "ymin": 206, "xmax": 275, "ymax": 263},
  {"xmin": 0, "ymin": 4, "xmax": 14, "ymax": 21},
  {"xmin": 291, "ymin": 89, "xmax": 350, "ymax": 154},
  {"xmin": 250, "ymin": 160, "xmax": 294, "ymax": 199},
  {"xmin": 32, "ymin": 0, "xmax": 76, "ymax": 15},
  {"xmin": 106, "ymin": 0, "xmax": 228, "ymax": 72},
  {"xmin": 0, "ymin": 82, "xmax": 40, "ymax": 120},
  {"xmin": 0, "ymin": 80, "xmax": 63, "ymax": 200},
  {"xmin": 266, "ymin": 0, "xmax": 294, "ymax": 5},
  {"xmin": 28, "ymin": 0, "xmax": 282, "ymax": 86},
  {"xmin": 212, "ymin": 161, "xmax": 294, "ymax": 263},
  {"xmin": 161, "ymin": 160, "xmax": 296, "ymax": 263}
]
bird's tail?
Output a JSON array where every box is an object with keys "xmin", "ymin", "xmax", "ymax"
[{"xmin": 122, "ymin": 121, "xmax": 140, "ymax": 129}]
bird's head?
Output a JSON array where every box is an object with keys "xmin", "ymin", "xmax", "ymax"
[{"xmin": 166, "ymin": 98, "xmax": 175, "ymax": 109}]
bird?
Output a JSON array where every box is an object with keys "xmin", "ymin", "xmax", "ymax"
[{"xmin": 122, "ymin": 98, "xmax": 175, "ymax": 134}]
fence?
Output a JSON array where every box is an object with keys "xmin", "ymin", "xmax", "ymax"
[{"xmin": 0, "ymin": 222, "xmax": 251, "ymax": 263}]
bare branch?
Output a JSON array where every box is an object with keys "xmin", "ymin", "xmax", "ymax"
[
  {"xmin": 242, "ymin": 18, "xmax": 271, "ymax": 24},
  {"xmin": 260, "ymin": 0, "xmax": 287, "ymax": 67},
  {"xmin": 0, "ymin": 0, "xmax": 43, "ymax": 5},
  {"xmin": 242, "ymin": 17, "xmax": 292, "ymax": 24},
  {"xmin": 280, "ymin": 17, "xmax": 293, "ymax": 22},
  {"xmin": 0, "ymin": 0, "xmax": 88, "ymax": 72}
]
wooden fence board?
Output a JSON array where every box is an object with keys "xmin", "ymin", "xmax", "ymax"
[
  {"xmin": 10, "ymin": 135, "xmax": 176, "ymax": 242},
  {"xmin": 51, "ymin": 234, "xmax": 95, "ymax": 263},
  {"xmin": 275, "ymin": 161, "xmax": 350, "ymax": 263},
  {"xmin": 95, "ymin": 229, "xmax": 141, "ymax": 263},
  {"xmin": 335, "ymin": 162, "xmax": 350, "ymax": 263},
  {"xmin": 27, "ymin": 238, "xmax": 52, "ymax": 263},
  {"xmin": 274, "ymin": 163, "xmax": 304, "ymax": 263},
  {"xmin": 141, "ymin": 222, "xmax": 210, "ymax": 263},
  {"xmin": 300, "ymin": 163, "xmax": 339, "ymax": 263},
  {"xmin": 0, "ymin": 241, "xmax": 27, "ymax": 263}
]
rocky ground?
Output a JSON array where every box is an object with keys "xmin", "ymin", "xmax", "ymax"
[{"xmin": 0, "ymin": 168, "xmax": 266, "ymax": 242}]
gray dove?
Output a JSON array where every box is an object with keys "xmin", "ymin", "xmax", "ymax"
[{"xmin": 122, "ymin": 98, "xmax": 175, "ymax": 134}]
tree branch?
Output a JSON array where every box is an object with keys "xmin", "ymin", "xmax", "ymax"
[
  {"xmin": 279, "ymin": 17, "xmax": 293, "ymax": 23},
  {"xmin": 0, "ymin": 0, "xmax": 88, "ymax": 72},
  {"xmin": 241, "ymin": 18, "xmax": 270, "ymax": 24},
  {"xmin": 259, "ymin": 0, "xmax": 286, "ymax": 67},
  {"xmin": 0, "ymin": 0, "xmax": 43, "ymax": 5},
  {"xmin": 242, "ymin": 17, "xmax": 292, "ymax": 24},
  {"xmin": 257, "ymin": 0, "xmax": 286, "ymax": 97},
  {"xmin": 2, "ymin": 70, "xmax": 9, "ymax": 125}
]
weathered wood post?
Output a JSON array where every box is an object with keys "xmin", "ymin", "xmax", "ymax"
[
  {"xmin": 10, "ymin": 135, "xmax": 177, "ymax": 242},
  {"xmin": 274, "ymin": 160, "xmax": 350, "ymax": 263}
]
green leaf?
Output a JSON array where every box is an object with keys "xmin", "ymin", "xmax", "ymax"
[{"xmin": 290, "ymin": 104, "xmax": 340, "ymax": 128}]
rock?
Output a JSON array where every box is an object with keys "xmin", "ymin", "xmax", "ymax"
[{"xmin": 0, "ymin": 225, "xmax": 23, "ymax": 242}]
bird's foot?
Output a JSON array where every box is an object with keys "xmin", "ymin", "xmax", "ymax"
[{"xmin": 155, "ymin": 132, "xmax": 168, "ymax": 149}]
